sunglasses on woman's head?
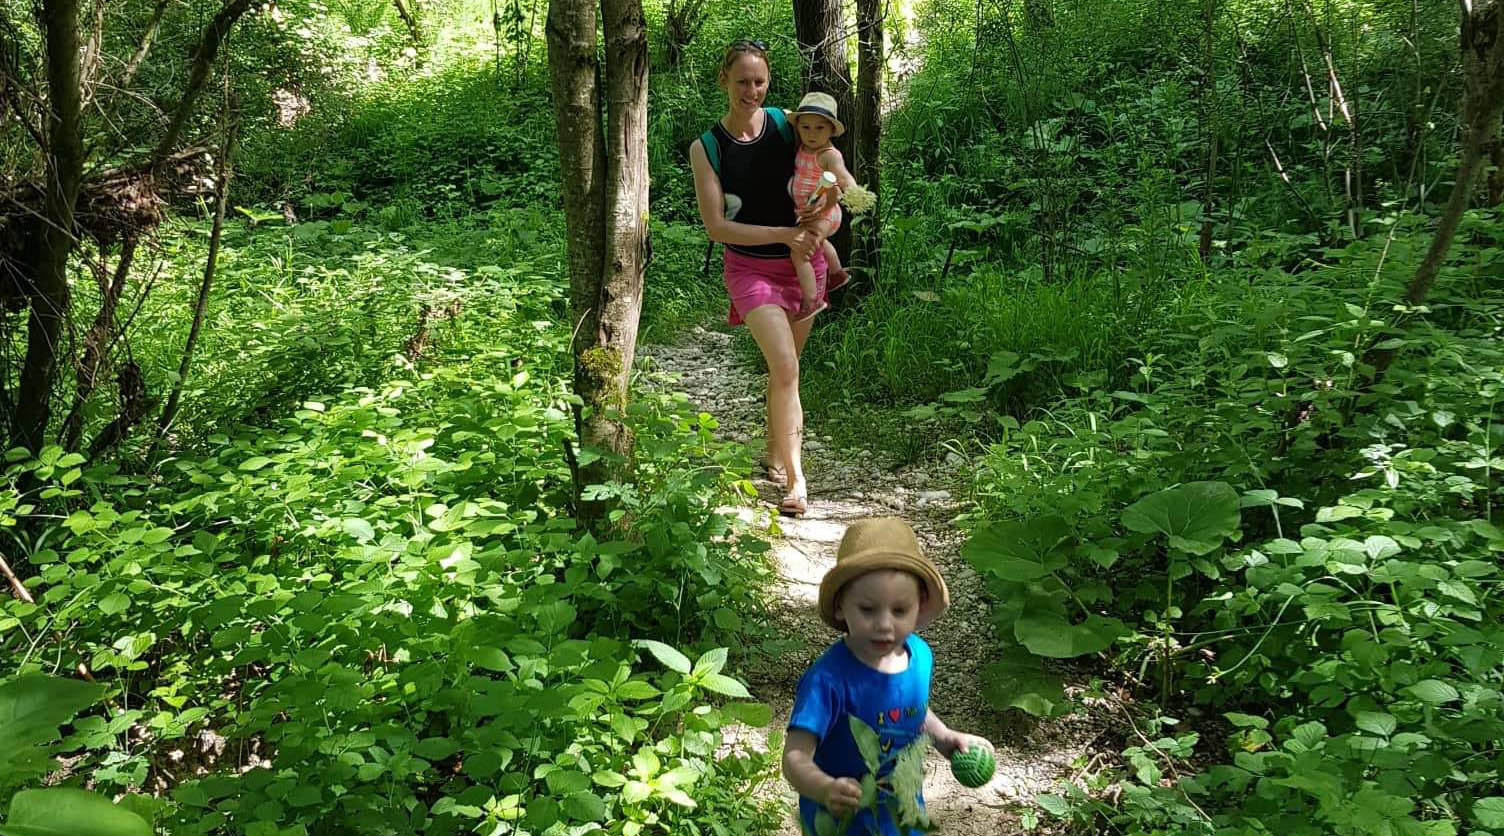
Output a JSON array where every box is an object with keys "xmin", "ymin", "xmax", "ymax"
[{"xmin": 730, "ymin": 39, "xmax": 768, "ymax": 52}]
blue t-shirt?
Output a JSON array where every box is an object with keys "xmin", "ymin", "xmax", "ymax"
[{"xmin": 788, "ymin": 635, "xmax": 933, "ymax": 836}]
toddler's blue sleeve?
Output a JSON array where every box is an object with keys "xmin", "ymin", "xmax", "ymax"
[{"xmin": 788, "ymin": 667, "xmax": 837, "ymax": 742}]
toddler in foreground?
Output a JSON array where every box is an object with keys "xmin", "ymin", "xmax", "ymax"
[{"xmin": 782, "ymin": 517, "xmax": 995, "ymax": 835}]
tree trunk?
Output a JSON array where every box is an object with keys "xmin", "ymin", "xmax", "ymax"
[
  {"xmin": 850, "ymin": 0, "xmax": 882, "ymax": 284},
  {"xmin": 1403, "ymin": 0, "xmax": 1504, "ymax": 307},
  {"xmin": 392, "ymin": 0, "xmax": 425, "ymax": 63},
  {"xmin": 589, "ymin": 0, "xmax": 648, "ymax": 462},
  {"xmin": 549, "ymin": 0, "xmax": 652, "ymax": 528},
  {"xmin": 1488, "ymin": 115, "xmax": 1504, "ymax": 205},
  {"xmin": 1197, "ymin": 0, "xmax": 1219, "ymax": 262},
  {"xmin": 13, "ymin": 0, "xmax": 85, "ymax": 454},
  {"xmin": 152, "ymin": 0, "xmax": 258, "ymax": 168},
  {"xmin": 119, "ymin": 0, "xmax": 172, "ymax": 91},
  {"xmin": 793, "ymin": 0, "xmax": 854, "ymax": 262},
  {"xmin": 156, "ymin": 99, "xmax": 238, "ymax": 450},
  {"xmin": 59, "ymin": 238, "xmax": 137, "ymax": 452}
]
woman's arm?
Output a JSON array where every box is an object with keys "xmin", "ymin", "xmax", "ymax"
[{"xmin": 691, "ymin": 140, "xmax": 814, "ymax": 256}]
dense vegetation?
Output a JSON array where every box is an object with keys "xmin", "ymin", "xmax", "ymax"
[{"xmin": 3, "ymin": 0, "xmax": 1501, "ymax": 834}]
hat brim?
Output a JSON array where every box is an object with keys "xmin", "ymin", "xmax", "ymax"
[
  {"xmin": 793, "ymin": 107, "xmax": 846, "ymax": 137},
  {"xmin": 818, "ymin": 550, "xmax": 950, "ymax": 632}
]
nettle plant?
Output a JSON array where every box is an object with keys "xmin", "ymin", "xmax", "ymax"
[{"xmin": 812, "ymin": 718, "xmax": 931, "ymax": 836}]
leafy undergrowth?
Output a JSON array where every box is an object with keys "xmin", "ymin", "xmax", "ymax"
[
  {"xmin": 2, "ymin": 215, "xmax": 782, "ymax": 836},
  {"xmin": 949, "ymin": 211, "xmax": 1504, "ymax": 834}
]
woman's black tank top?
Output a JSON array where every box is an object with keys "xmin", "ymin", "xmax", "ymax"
[{"xmin": 709, "ymin": 114, "xmax": 796, "ymax": 258}]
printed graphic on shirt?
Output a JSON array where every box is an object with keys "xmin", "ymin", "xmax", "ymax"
[{"xmin": 875, "ymin": 704, "xmax": 925, "ymax": 753}]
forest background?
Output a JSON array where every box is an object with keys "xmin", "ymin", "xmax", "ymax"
[{"xmin": 1, "ymin": 0, "xmax": 1502, "ymax": 834}]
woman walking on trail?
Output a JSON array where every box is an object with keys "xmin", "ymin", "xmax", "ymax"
[{"xmin": 689, "ymin": 39, "xmax": 834, "ymax": 518}]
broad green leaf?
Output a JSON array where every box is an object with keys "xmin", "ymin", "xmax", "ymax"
[
  {"xmin": 614, "ymin": 680, "xmax": 660, "ymax": 700},
  {"xmin": 1355, "ymin": 712, "xmax": 1396, "ymax": 737},
  {"xmin": 1405, "ymin": 679, "xmax": 1459, "ymax": 704},
  {"xmin": 238, "ymin": 456, "xmax": 272, "ymax": 471},
  {"xmin": 544, "ymin": 769, "xmax": 591, "ymax": 794},
  {"xmin": 692, "ymin": 647, "xmax": 729, "ymax": 678},
  {"xmin": 621, "ymin": 780, "xmax": 652, "ymax": 804},
  {"xmin": 1473, "ymin": 797, "xmax": 1504, "ymax": 828},
  {"xmin": 98, "ymin": 593, "xmax": 130, "ymax": 616},
  {"xmin": 591, "ymin": 770, "xmax": 627, "ymax": 788},
  {"xmin": 0, "ymin": 675, "xmax": 104, "ymax": 779},
  {"xmin": 1122, "ymin": 482, "xmax": 1240, "ymax": 555},
  {"xmin": 1014, "ymin": 611, "xmax": 1125, "ymax": 658},
  {"xmin": 342, "ymin": 518, "xmax": 375, "ymax": 542},
  {"xmin": 962, "ymin": 516, "xmax": 1070, "ymax": 581},
  {"xmin": 981, "ymin": 653, "xmax": 1065, "ymax": 716},
  {"xmin": 1036, "ymin": 794, "xmax": 1069, "ymax": 816},
  {"xmin": 725, "ymin": 702, "xmax": 773, "ymax": 727},
  {"xmin": 562, "ymin": 791, "xmax": 607, "ymax": 821},
  {"xmin": 0, "ymin": 788, "xmax": 151, "ymax": 836},
  {"xmin": 1224, "ymin": 713, "xmax": 1268, "ymax": 729},
  {"xmin": 848, "ymin": 715, "xmax": 882, "ymax": 772},
  {"xmin": 634, "ymin": 640, "xmax": 691, "ymax": 674},
  {"xmin": 631, "ymin": 748, "xmax": 660, "ymax": 779},
  {"xmin": 471, "ymin": 647, "xmax": 512, "ymax": 672},
  {"xmin": 414, "ymin": 737, "xmax": 459, "ymax": 760},
  {"xmin": 698, "ymin": 673, "xmax": 750, "ymax": 698}
]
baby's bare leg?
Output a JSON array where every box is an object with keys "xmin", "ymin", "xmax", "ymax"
[{"xmin": 794, "ymin": 254, "xmax": 818, "ymax": 313}]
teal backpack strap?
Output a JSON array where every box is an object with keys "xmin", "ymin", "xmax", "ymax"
[
  {"xmin": 764, "ymin": 106, "xmax": 794, "ymax": 144},
  {"xmin": 699, "ymin": 129, "xmax": 721, "ymax": 177}
]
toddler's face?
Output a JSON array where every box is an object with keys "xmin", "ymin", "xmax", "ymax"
[
  {"xmin": 835, "ymin": 570, "xmax": 923, "ymax": 661},
  {"xmin": 796, "ymin": 114, "xmax": 834, "ymax": 149}
]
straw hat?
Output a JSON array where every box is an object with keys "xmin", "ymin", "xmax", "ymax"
[
  {"xmin": 818, "ymin": 517, "xmax": 950, "ymax": 631},
  {"xmin": 793, "ymin": 92, "xmax": 845, "ymax": 136}
]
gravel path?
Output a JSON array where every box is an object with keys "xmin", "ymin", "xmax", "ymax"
[{"xmin": 639, "ymin": 326, "xmax": 1105, "ymax": 835}]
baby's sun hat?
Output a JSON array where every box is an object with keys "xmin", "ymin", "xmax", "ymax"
[
  {"xmin": 793, "ymin": 91, "xmax": 845, "ymax": 136},
  {"xmin": 818, "ymin": 517, "xmax": 950, "ymax": 631}
]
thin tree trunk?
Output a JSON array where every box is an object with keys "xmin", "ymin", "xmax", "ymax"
[
  {"xmin": 546, "ymin": 0, "xmax": 608, "ymax": 522},
  {"xmin": 59, "ymin": 237, "xmax": 137, "ymax": 452},
  {"xmin": 1488, "ymin": 116, "xmax": 1504, "ymax": 205},
  {"xmin": 594, "ymin": 0, "xmax": 649, "ymax": 454},
  {"xmin": 156, "ymin": 101, "xmax": 238, "ymax": 449},
  {"xmin": 1198, "ymin": 0, "xmax": 1219, "ymax": 262},
  {"xmin": 119, "ymin": 0, "xmax": 172, "ymax": 91},
  {"xmin": 1405, "ymin": 0, "xmax": 1504, "ymax": 306},
  {"xmin": 79, "ymin": 0, "xmax": 105, "ymax": 109},
  {"xmin": 151, "ymin": 0, "xmax": 258, "ymax": 169},
  {"xmin": 392, "ymin": 0, "xmax": 425, "ymax": 63},
  {"xmin": 851, "ymin": 0, "xmax": 882, "ymax": 284},
  {"xmin": 793, "ymin": 0, "xmax": 855, "ymax": 262},
  {"xmin": 13, "ymin": 0, "xmax": 85, "ymax": 454}
]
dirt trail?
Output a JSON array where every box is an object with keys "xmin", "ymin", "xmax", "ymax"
[{"xmin": 640, "ymin": 326, "xmax": 1105, "ymax": 835}]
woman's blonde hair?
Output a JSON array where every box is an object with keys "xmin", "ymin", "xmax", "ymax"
[{"xmin": 717, "ymin": 40, "xmax": 770, "ymax": 87}]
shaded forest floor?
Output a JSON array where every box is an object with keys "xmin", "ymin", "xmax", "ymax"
[{"xmin": 641, "ymin": 325, "xmax": 1112, "ymax": 835}]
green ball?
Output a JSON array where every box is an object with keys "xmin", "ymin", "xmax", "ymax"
[{"xmin": 950, "ymin": 746, "xmax": 995, "ymax": 788}]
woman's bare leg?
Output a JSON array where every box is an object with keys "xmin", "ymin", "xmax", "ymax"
[{"xmin": 744, "ymin": 305, "xmax": 806, "ymax": 500}]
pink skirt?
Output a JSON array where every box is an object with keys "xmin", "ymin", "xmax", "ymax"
[{"xmin": 723, "ymin": 246, "xmax": 828, "ymax": 326}]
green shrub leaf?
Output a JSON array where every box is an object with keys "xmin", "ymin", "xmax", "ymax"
[
  {"xmin": 1122, "ymin": 482, "xmax": 1241, "ymax": 555},
  {"xmin": 0, "ymin": 788, "xmax": 151, "ymax": 836},
  {"xmin": 633, "ymin": 640, "xmax": 691, "ymax": 674}
]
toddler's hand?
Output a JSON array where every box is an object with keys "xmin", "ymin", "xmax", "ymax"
[
  {"xmin": 821, "ymin": 776, "xmax": 864, "ymax": 816},
  {"xmin": 945, "ymin": 731, "xmax": 996, "ymax": 759}
]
